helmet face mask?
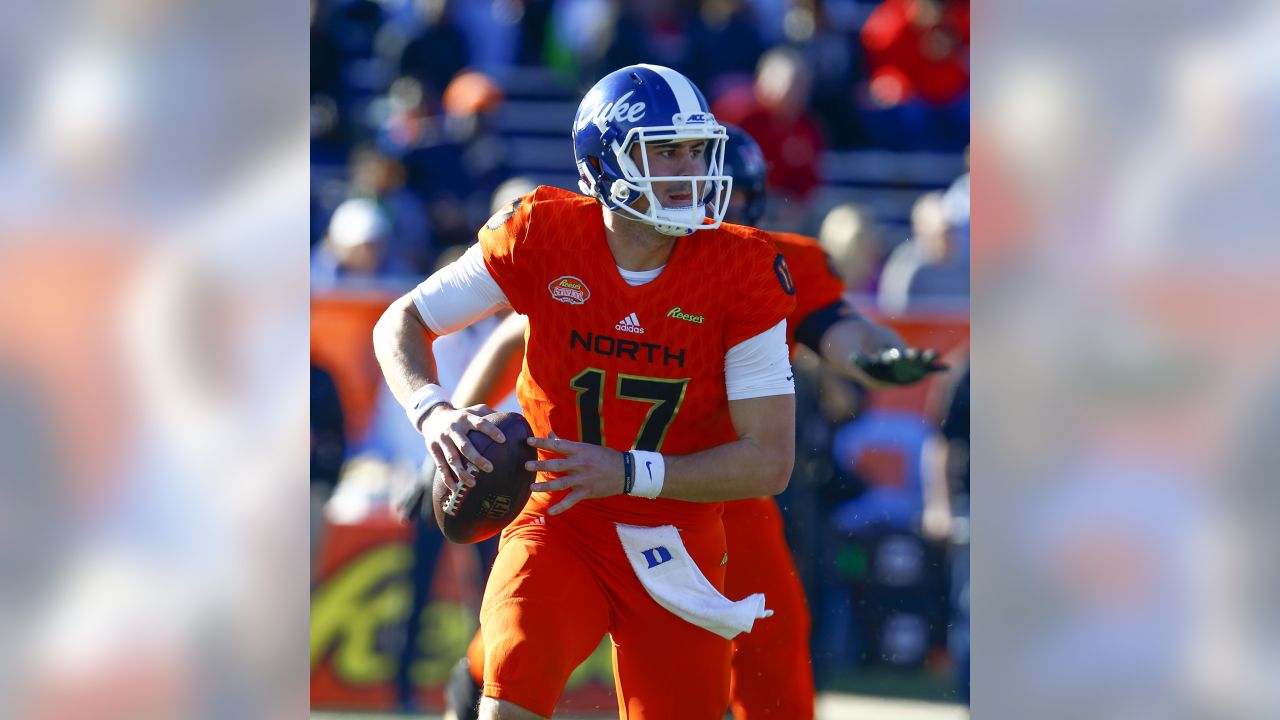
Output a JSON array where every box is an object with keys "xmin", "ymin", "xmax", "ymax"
[{"xmin": 573, "ymin": 65, "xmax": 734, "ymax": 236}]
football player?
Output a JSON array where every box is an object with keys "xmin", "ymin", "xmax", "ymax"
[
  {"xmin": 436, "ymin": 126, "xmax": 948, "ymax": 719},
  {"xmin": 375, "ymin": 65, "xmax": 797, "ymax": 720}
]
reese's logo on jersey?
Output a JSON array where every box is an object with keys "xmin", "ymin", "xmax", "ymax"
[
  {"xmin": 666, "ymin": 306, "xmax": 705, "ymax": 324},
  {"xmin": 548, "ymin": 275, "xmax": 591, "ymax": 305}
]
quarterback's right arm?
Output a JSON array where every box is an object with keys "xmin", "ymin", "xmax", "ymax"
[
  {"xmin": 372, "ymin": 244, "xmax": 508, "ymax": 489},
  {"xmin": 372, "ymin": 294, "xmax": 445, "ymax": 413}
]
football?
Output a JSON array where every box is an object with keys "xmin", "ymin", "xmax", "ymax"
[{"xmin": 432, "ymin": 412, "xmax": 537, "ymax": 544}]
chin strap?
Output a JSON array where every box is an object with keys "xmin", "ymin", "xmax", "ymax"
[
  {"xmin": 652, "ymin": 201, "xmax": 707, "ymax": 236},
  {"xmin": 586, "ymin": 172, "xmax": 715, "ymax": 235}
]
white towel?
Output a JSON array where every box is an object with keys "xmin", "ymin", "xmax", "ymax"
[{"xmin": 615, "ymin": 523, "xmax": 773, "ymax": 640}]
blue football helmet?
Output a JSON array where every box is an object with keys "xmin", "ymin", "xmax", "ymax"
[
  {"xmin": 721, "ymin": 124, "xmax": 768, "ymax": 226},
  {"xmin": 572, "ymin": 64, "xmax": 732, "ymax": 236}
]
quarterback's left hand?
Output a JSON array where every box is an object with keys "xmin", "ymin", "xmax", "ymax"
[
  {"xmin": 526, "ymin": 434, "xmax": 626, "ymax": 515},
  {"xmin": 390, "ymin": 459, "xmax": 435, "ymax": 525},
  {"xmin": 854, "ymin": 347, "xmax": 949, "ymax": 385}
]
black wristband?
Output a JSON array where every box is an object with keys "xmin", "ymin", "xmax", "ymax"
[{"xmin": 622, "ymin": 451, "xmax": 635, "ymax": 495}]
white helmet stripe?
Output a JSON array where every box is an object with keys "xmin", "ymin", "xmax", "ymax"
[{"xmin": 640, "ymin": 63, "xmax": 703, "ymax": 117}]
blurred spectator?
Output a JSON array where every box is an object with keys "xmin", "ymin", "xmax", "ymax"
[
  {"xmin": 601, "ymin": 0, "xmax": 692, "ymax": 75},
  {"xmin": 310, "ymin": 0, "xmax": 390, "ymax": 158},
  {"xmin": 311, "ymin": 197, "xmax": 391, "ymax": 284},
  {"xmin": 820, "ymin": 371, "xmax": 944, "ymax": 674},
  {"xmin": 744, "ymin": 0, "xmax": 788, "ymax": 46},
  {"xmin": 320, "ymin": 0, "xmax": 390, "ymax": 104},
  {"xmin": 878, "ymin": 191, "xmax": 969, "ymax": 313},
  {"xmin": 686, "ymin": 0, "xmax": 764, "ymax": 97},
  {"xmin": 381, "ymin": 75, "xmax": 470, "ymax": 248},
  {"xmin": 943, "ymin": 148, "xmax": 970, "ymax": 219},
  {"xmin": 829, "ymin": 408, "xmax": 931, "ymax": 537},
  {"xmin": 784, "ymin": 0, "xmax": 868, "ymax": 149},
  {"xmin": 818, "ymin": 202, "xmax": 886, "ymax": 294},
  {"xmin": 443, "ymin": 69, "xmax": 505, "ymax": 119},
  {"xmin": 858, "ymin": 0, "xmax": 970, "ymax": 151},
  {"xmin": 322, "ymin": 0, "xmax": 387, "ymax": 60},
  {"xmin": 544, "ymin": 0, "xmax": 619, "ymax": 79},
  {"xmin": 311, "ymin": 185, "xmax": 326, "ymax": 250},
  {"xmin": 489, "ymin": 176, "xmax": 538, "ymax": 214},
  {"xmin": 512, "ymin": 0, "xmax": 556, "ymax": 67},
  {"xmin": 449, "ymin": 0, "xmax": 528, "ymax": 74},
  {"xmin": 922, "ymin": 364, "xmax": 970, "ymax": 703},
  {"xmin": 347, "ymin": 143, "xmax": 434, "ymax": 274},
  {"xmin": 942, "ymin": 149, "xmax": 971, "ymax": 248},
  {"xmin": 381, "ymin": 71, "xmax": 510, "ymax": 249},
  {"xmin": 714, "ymin": 47, "xmax": 825, "ymax": 208},
  {"xmin": 440, "ymin": 70, "xmax": 513, "ymax": 242},
  {"xmin": 784, "ymin": 355, "xmax": 869, "ymax": 679},
  {"xmin": 312, "ymin": 0, "xmax": 346, "ymax": 102},
  {"xmin": 397, "ymin": 0, "xmax": 471, "ymax": 99},
  {"xmin": 861, "ymin": 0, "xmax": 969, "ymax": 107},
  {"xmin": 310, "ymin": 363, "xmax": 347, "ymax": 502},
  {"xmin": 377, "ymin": 76, "xmax": 443, "ymax": 156},
  {"xmin": 310, "ymin": 363, "xmax": 347, "ymax": 582}
]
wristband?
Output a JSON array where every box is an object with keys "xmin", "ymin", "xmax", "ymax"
[
  {"xmin": 628, "ymin": 450, "xmax": 665, "ymax": 499},
  {"xmin": 622, "ymin": 451, "xmax": 635, "ymax": 495},
  {"xmin": 406, "ymin": 383, "xmax": 451, "ymax": 432}
]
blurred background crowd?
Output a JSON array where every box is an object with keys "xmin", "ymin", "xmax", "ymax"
[
  {"xmin": 309, "ymin": 0, "xmax": 971, "ymax": 714},
  {"xmin": 309, "ymin": 0, "xmax": 970, "ymax": 303}
]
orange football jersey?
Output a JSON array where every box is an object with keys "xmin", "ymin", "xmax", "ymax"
[
  {"xmin": 479, "ymin": 186, "xmax": 795, "ymax": 528},
  {"xmin": 769, "ymin": 231, "xmax": 848, "ymax": 353}
]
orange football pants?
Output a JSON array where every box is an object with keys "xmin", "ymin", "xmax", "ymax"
[
  {"xmin": 467, "ymin": 497, "xmax": 813, "ymax": 720},
  {"xmin": 477, "ymin": 509, "xmax": 732, "ymax": 719},
  {"xmin": 721, "ymin": 496, "xmax": 815, "ymax": 720}
]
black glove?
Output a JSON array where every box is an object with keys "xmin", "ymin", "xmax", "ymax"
[
  {"xmin": 390, "ymin": 459, "xmax": 436, "ymax": 525},
  {"xmin": 853, "ymin": 347, "xmax": 949, "ymax": 385}
]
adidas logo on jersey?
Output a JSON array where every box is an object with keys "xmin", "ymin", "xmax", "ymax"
[{"xmin": 615, "ymin": 312, "xmax": 645, "ymax": 334}]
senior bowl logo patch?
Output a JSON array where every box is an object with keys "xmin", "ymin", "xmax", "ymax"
[{"xmin": 548, "ymin": 275, "xmax": 591, "ymax": 305}]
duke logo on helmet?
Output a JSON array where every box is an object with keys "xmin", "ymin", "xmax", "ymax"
[
  {"xmin": 575, "ymin": 90, "xmax": 647, "ymax": 132},
  {"xmin": 573, "ymin": 64, "xmax": 733, "ymax": 237}
]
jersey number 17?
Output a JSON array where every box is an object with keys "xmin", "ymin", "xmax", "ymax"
[{"xmin": 570, "ymin": 368, "xmax": 690, "ymax": 452}]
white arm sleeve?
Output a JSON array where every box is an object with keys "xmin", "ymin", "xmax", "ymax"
[
  {"xmin": 725, "ymin": 320, "xmax": 794, "ymax": 401},
  {"xmin": 409, "ymin": 243, "xmax": 510, "ymax": 335}
]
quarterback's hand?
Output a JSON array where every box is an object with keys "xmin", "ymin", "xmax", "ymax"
[
  {"xmin": 525, "ymin": 434, "xmax": 626, "ymax": 515},
  {"xmin": 853, "ymin": 347, "xmax": 949, "ymax": 385},
  {"xmin": 421, "ymin": 403, "xmax": 505, "ymax": 492}
]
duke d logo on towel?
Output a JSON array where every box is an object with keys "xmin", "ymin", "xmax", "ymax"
[{"xmin": 642, "ymin": 546, "xmax": 673, "ymax": 569}]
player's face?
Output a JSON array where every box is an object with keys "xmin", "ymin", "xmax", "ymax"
[{"xmin": 630, "ymin": 139, "xmax": 708, "ymax": 209}]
